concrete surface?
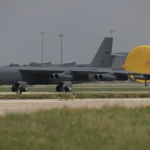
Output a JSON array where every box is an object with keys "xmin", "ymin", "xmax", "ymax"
[{"xmin": 0, "ymin": 98, "xmax": 150, "ymax": 114}]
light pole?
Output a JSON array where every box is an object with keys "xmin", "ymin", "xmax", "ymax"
[
  {"xmin": 40, "ymin": 32, "xmax": 45, "ymax": 67},
  {"xmin": 110, "ymin": 30, "xmax": 115, "ymax": 37},
  {"xmin": 59, "ymin": 34, "xmax": 64, "ymax": 66}
]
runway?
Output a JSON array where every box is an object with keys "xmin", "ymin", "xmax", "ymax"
[{"xmin": 0, "ymin": 98, "xmax": 150, "ymax": 114}]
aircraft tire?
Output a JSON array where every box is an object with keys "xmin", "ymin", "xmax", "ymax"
[
  {"xmin": 16, "ymin": 88, "xmax": 22, "ymax": 94},
  {"xmin": 59, "ymin": 86, "xmax": 63, "ymax": 92},
  {"xmin": 68, "ymin": 86, "xmax": 72, "ymax": 92},
  {"xmin": 56, "ymin": 85, "xmax": 64, "ymax": 92},
  {"xmin": 65, "ymin": 86, "xmax": 69, "ymax": 92},
  {"xmin": 56, "ymin": 86, "xmax": 60, "ymax": 92},
  {"xmin": 12, "ymin": 86, "xmax": 17, "ymax": 92},
  {"xmin": 65, "ymin": 86, "xmax": 72, "ymax": 92},
  {"xmin": 145, "ymin": 83, "xmax": 148, "ymax": 87},
  {"xmin": 24, "ymin": 86, "xmax": 29, "ymax": 92}
]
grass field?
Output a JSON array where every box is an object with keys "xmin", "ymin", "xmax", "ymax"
[
  {"xmin": 0, "ymin": 107, "xmax": 150, "ymax": 150},
  {"xmin": 1, "ymin": 93, "xmax": 150, "ymax": 99}
]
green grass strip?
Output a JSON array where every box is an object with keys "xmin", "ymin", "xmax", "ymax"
[
  {"xmin": 0, "ymin": 107, "xmax": 150, "ymax": 150},
  {"xmin": 0, "ymin": 93, "xmax": 150, "ymax": 99}
]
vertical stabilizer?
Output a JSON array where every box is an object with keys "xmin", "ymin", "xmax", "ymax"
[{"xmin": 90, "ymin": 37, "xmax": 113, "ymax": 67}]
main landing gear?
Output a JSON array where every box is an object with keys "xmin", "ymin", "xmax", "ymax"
[
  {"xmin": 56, "ymin": 85, "xmax": 72, "ymax": 92},
  {"xmin": 12, "ymin": 84, "xmax": 29, "ymax": 94},
  {"xmin": 145, "ymin": 80, "xmax": 148, "ymax": 87},
  {"xmin": 145, "ymin": 82, "xmax": 148, "ymax": 87}
]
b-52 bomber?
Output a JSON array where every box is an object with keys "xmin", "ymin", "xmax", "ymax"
[{"xmin": 0, "ymin": 37, "xmax": 134, "ymax": 94}]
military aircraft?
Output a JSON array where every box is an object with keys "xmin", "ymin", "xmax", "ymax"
[{"xmin": 0, "ymin": 37, "xmax": 132, "ymax": 94}]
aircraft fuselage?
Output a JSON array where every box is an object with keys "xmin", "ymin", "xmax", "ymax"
[{"xmin": 0, "ymin": 67, "xmax": 95, "ymax": 85}]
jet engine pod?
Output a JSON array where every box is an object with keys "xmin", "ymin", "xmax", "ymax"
[
  {"xmin": 94, "ymin": 74, "xmax": 100, "ymax": 80},
  {"xmin": 54, "ymin": 73, "xmax": 73, "ymax": 80},
  {"xmin": 48, "ymin": 74, "xmax": 56, "ymax": 80},
  {"xmin": 94, "ymin": 74, "xmax": 117, "ymax": 81}
]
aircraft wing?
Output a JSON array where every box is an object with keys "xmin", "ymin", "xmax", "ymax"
[
  {"xmin": 18, "ymin": 67, "xmax": 108, "ymax": 75},
  {"xmin": 18, "ymin": 67, "xmax": 144, "ymax": 83},
  {"xmin": 18, "ymin": 67, "xmax": 141, "ymax": 75}
]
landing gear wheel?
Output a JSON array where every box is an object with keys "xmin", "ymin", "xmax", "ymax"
[
  {"xmin": 56, "ymin": 86, "xmax": 60, "ymax": 92},
  {"xmin": 65, "ymin": 86, "xmax": 68, "ymax": 92},
  {"xmin": 24, "ymin": 86, "xmax": 29, "ymax": 92},
  {"xmin": 145, "ymin": 82, "xmax": 148, "ymax": 87},
  {"xmin": 59, "ymin": 86, "xmax": 63, "ymax": 92},
  {"xmin": 12, "ymin": 86, "xmax": 17, "ymax": 92},
  {"xmin": 56, "ymin": 85, "xmax": 64, "ymax": 92},
  {"xmin": 65, "ymin": 86, "xmax": 72, "ymax": 92},
  {"xmin": 68, "ymin": 86, "xmax": 72, "ymax": 92},
  {"xmin": 16, "ymin": 88, "xmax": 22, "ymax": 94}
]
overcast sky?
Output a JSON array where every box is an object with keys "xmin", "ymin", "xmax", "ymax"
[{"xmin": 0, "ymin": 0, "xmax": 150, "ymax": 66}]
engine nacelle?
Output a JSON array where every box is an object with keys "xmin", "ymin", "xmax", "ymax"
[
  {"xmin": 48, "ymin": 73, "xmax": 73, "ymax": 81},
  {"xmin": 54, "ymin": 73, "xmax": 73, "ymax": 80},
  {"xmin": 94, "ymin": 74, "xmax": 117, "ymax": 81},
  {"xmin": 48, "ymin": 74, "xmax": 56, "ymax": 80}
]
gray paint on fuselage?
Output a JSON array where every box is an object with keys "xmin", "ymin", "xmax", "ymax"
[
  {"xmin": 0, "ymin": 67, "xmax": 99, "ymax": 85},
  {"xmin": 0, "ymin": 67, "xmax": 22, "ymax": 84}
]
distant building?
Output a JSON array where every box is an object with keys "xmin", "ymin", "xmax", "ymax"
[
  {"xmin": 62, "ymin": 61, "xmax": 76, "ymax": 67},
  {"xmin": 9, "ymin": 63, "xmax": 20, "ymax": 67},
  {"xmin": 43, "ymin": 61, "xmax": 51, "ymax": 67},
  {"xmin": 81, "ymin": 62, "xmax": 91, "ymax": 67},
  {"xmin": 112, "ymin": 52, "xmax": 129, "ymax": 67},
  {"xmin": 28, "ymin": 62, "xmax": 42, "ymax": 67}
]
